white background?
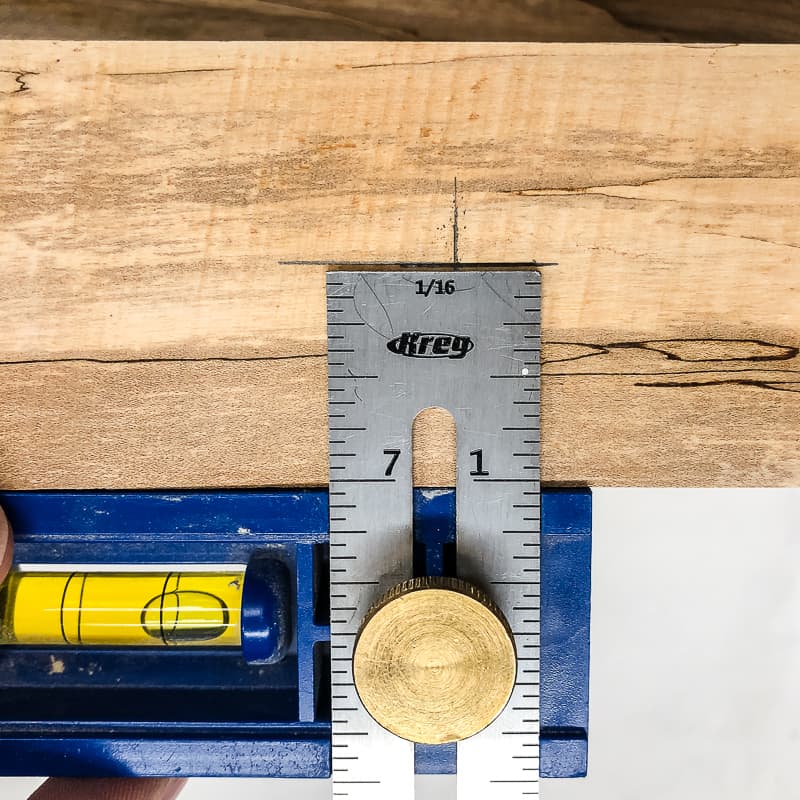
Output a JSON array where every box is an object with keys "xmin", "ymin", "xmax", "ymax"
[{"xmin": 4, "ymin": 489, "xmax": 800, "ymax": 799}]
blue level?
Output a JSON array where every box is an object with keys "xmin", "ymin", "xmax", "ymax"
[{"xmin": 0, "ymin": 489, "xmax": 591, "ymax": 780}]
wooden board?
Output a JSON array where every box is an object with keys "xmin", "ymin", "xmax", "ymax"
[
  {"xmin": 2, "ymin": 0, "xmax": 799, "ymax": 42},
  {"xmin": 1, "ymin": 42, "xmax": 799, "ymax": 489}
]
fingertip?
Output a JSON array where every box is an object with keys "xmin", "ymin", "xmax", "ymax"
[
  {"xmin": 30, "ymin": 777, "xmax": 187, "ymax": 800},
  {"xmin": 0, "ymin": 505, "xmax": 12, "ymax": 584}
]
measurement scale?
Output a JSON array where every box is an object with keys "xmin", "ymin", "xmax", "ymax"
[{"xmin": 327, "ymin": 271, "xmax": 541, "ymax": 799}]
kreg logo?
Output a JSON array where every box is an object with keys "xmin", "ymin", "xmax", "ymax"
[{"xmin": 386, "ymin": 332, "xmax": 474, "ymax": 360}]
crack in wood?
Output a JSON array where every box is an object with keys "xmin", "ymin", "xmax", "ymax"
[
  {"xmin": 0, "ymin": 354, "xmax": 325, "ymax": 367},
  {"xmin": 0, "ymin": 69, "xmax": 38, "ymax": 93},
  {"xmin": 635, "ymin": 378, "xmax": 800, "ymax": 393},
  {"xmin": 5, "ymin": 338, "xmax": 798, "ymax": 398},
  {"xmin": 544, "ymin": 339, "xmax": 799, "ymax": 365},
  {"xmin": 348, "ymin": 52, "xmax": 556, "ymax": 70},
  {"xmin": 500, "ymin": 175, "xmax": 799, "ymax": 196},
  {"xmin": 104, "ymin": 68, "xmax": 235, "ymax": 78},
  {"xmin": 701, "ymin": 232, "xmax": 800, "ymax": 250}
]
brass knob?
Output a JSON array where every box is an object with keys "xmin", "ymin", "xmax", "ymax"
[{"xmin": 353, "ymin": 576, "xmax": 516, "ymax": 745}]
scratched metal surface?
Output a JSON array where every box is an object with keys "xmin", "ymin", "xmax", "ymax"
[{"xmin": 327, "ymin": 271, "xmax": 541, "ymax": 799}]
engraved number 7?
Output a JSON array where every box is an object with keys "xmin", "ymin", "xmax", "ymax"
[{"xmin": 384, "ymin": 449, "xmax": 401, "ymax": 477}]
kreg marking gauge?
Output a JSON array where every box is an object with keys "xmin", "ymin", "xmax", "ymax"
[
  {"xmin": 0, "ymin": 269, "xmax": 597, "ymax": 788},
  {"xmin": 327, "ymin": 271, "xmax": 541, "ymax": 799}
]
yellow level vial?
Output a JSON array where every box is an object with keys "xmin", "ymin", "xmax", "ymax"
[{"xmin": 0, "ymin": 570, "xmax": 245, "ymax": 647}]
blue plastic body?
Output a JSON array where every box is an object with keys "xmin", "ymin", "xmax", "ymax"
[
  {"xmin": 0, "ymin": 489, "xmax": 591, "ymax": 780},
  {"xmin": 241, "ymin": 555, "xmax": 291, "ymax": 664}
]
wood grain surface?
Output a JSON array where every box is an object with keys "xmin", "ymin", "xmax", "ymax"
[
  {"xmin": 1, "ymin": 42, "xmax": 798, "ymax": 489},
  {"xmin": 2, "ymin": 0, "xmax": 799, "ymax": 42}
]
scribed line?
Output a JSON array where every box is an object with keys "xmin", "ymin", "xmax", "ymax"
[
  {"xmin": 280, "ymin": 260, "xmax": 557, "ymax": 268},
  {"xmin": 453, "ymin": 177, "xmax": 460, "ymax": 267}
]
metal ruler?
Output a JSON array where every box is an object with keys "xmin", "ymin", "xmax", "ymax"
[{"xmin": 327, "ymin": 271, "xmax": 541, "ymax": 799}]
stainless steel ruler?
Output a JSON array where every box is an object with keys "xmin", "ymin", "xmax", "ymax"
[{"xmin": 327, "ymin": 271, "xmax": 541, "ymax": 799}]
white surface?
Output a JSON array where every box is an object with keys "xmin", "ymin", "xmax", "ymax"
[{"xmin": 3, "ymin": 489, "xmax": 799, "ymax": 799}]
